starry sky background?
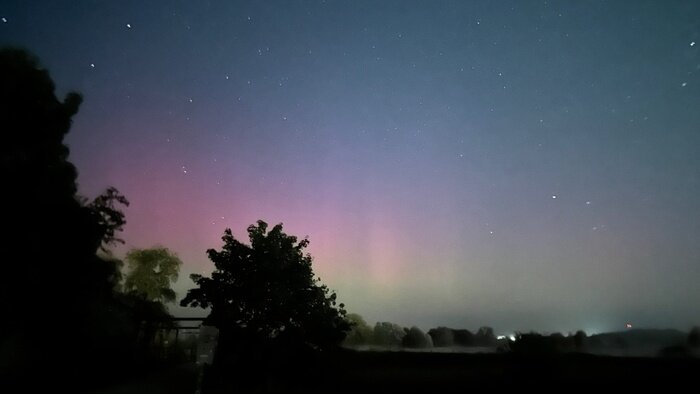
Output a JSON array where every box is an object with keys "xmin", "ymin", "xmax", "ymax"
[{"xmin": 2, "ymin": 0, "xmax": 700, "ymax": 334}]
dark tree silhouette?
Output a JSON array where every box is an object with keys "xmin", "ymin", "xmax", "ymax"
[
  {"xmin": 453, "ymin": 328, "xmax": 475, "ymax": 346},
  {"xmin": 475, "ymin": 326, "xmax": 497, "ymax": 346},
  {"xmin": 181, "ymin": 220, "xmax": 351, "ymax": 368},
  {"xmin": 428, "ymin": 326, "xmax": 455, "ymax": 347},
  {"xmin": 372, "ymin": 322, "xmax": 406, "ymax": 347},
  {"xmin": 574, "ymin": 330, "xmax": 587, "ymax": 351},
  {"xmin": 0, "ymin": 47, "xmax": 129, "ymax": 386},
  {"xmin": 343, "ymin": 313, "xmax": 373, "ymax": 346},
  {"xmin": 402, "ymin": 326, "xmax": 433, "ymax": 348}
]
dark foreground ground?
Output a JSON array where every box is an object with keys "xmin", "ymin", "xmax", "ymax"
[{"xmin": 199, "ymin": 349, "xmax": 700, "ymax": 393}]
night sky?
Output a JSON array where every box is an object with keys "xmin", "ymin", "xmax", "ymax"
[{"xmin": 3, "ymin": 1, "xmax": 700, "ymax": 334}]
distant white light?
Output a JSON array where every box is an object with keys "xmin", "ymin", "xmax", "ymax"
[
  {"xmin": 126, "ymin": 23, "xmax": 131, "ymax": 29},
  {"xmin": 681, "ymin": 82, "xmax": 687, "ymax": 87},
  {"xmin": 188, "ymin": 98, "xmax": 193, "ymax": 103},
  {"xmin": 691, "ymin": 41, "xmax": 696, "ymax": 47},
  {"xmin": 1, "ymin": 17, "xmax": 7, "ymax": 23},
  {"xmin": 489, "ymin": 231, "xmax": 494, "ymax": 235},
  {"xmin": 586, "ymin": 201, "xmax": 591, "ymax": 205},
  {"xmin": 552, "ymin": 195, "xmax": 557, "ymax": 199},
  {"xmin": 90, "ymin": 63, "xmax": 95, "ymax": 68},
  {"xmin": 509, "ymin": 335, "xmax": 516, "ymax": 341},
  {"xmin": 225, "ymin": 75, "xmax": 229, "ymax": 80}
]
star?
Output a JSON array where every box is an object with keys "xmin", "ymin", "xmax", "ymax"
[
  {"xmin": 1, "ymin": 17, "xmax": 7, "ymax": 23},
  {"xmin": 126, "ymin": 23, "xmax": 131, "ymax": 29},
  {"xmin": 90, "ymin": 63, "xmax": 95, "ymax": 68}
]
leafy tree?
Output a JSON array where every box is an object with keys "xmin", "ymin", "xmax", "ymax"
[
  {"xmin": 0, "ymin": 47, "xmax": 130, "ymax": 386},
  {"xmin": 124, "ymin": 247, "xmax": 182, "ymax": 303},
  {"xmin": 343, "ymin": 313, "xmax": 374, "ymax": 346},
  {"xmin": 428, "ymin": 326, "xmax": 455, "ymax": 347},
  {"xmin": 475, "ymin": 326, "xmax": 497, "ymax": 346},
  {"xmin": 181, "ymin": 221, "xmax": 350, "ymax": 365},
  {"xmin": 86, "ymin": 186, "xmax": 130, "ymax": 251},
  {"xmin": 574, "ymin": 330, "xmax": 587, "ymax": 351},
  {"xmin": 453, "ymin": 329, "xmax": 475, "ymax": 346},
  {"xmin": 402, "ymin": 326, "xmax": 433, "ymax": 348},
  {"xmin": 373, "ymin": 322, "xmax": 406, "ymax": 347}
]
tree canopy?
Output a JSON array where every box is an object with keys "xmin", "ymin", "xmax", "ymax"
[
  {"xmin": 0, "ymin": 47, "xmax": 130, "ymax": 386},
  {"xmin": 343, "ymin": 313, "xmax": 374, "ymax": 346},
  {"xmin": 181, "ymin": 220, "xmax": 350, "ymax": 354},
  {"xmin": 124, "ymin": 247, "xmax": 182, "ymax": 303}
]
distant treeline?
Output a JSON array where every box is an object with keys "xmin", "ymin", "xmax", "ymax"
[
  {"xmin": 343, "ymin": 314, "xmax": 498, "ymax": 349},
  {"xmin": 345, "ymin": 314, "xmax": 700, "ymax": 358}
]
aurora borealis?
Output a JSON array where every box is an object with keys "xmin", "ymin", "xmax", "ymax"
[{"xmin": 2, "ymin": 0, "xmax": 700, "ymax": 334}]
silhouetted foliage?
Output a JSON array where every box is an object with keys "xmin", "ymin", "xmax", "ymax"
[
  {"xmin": 428, "ymin": 326, "xmax": 455, "ymax": 347},
  {"xmin": 181, "ymin": 221, "xmax": 350, "ymax": 369},
  {"xmin": 402, "ymin": 326, "xmax": 433, "ymax": 348},
  {"xmin": 124, "ymin": 247, "xmax": 182, "ymax": 303},
  {"xmin": 475, "ymin": 326, "xmax": 497, "ymax": 346},
  {"xmin": 510, "ymin": 332, "xmax": 563, "ymax": 354},
  {"xmin": 343, "ymin": 313, "xmax": 373, "ymax": 346},
  {"xmin": 0, "ymin": 47, "xmax": 130, "ymax": 387},
  {"xmin": 453, "ymin": 329, "xmax": 475, "ymax": 346},
  {"xmin": 574, "ymin": 330, "xmax": 587, "ymax": 351},
  {"xmin": 373, "ymin": 322, "xmax": 407, "ymax": 347},
  {"xmin": 511, "ymin": 331, "xmax": 594, "ymax": 355},
  {"xmin": 86, "ymin": 186, "xmax": 130, "ymax": 251}
]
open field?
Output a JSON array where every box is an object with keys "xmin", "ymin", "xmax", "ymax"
[{"xmin": 200, "ymin": 349, "xmax": 700, "ymax": 393}]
